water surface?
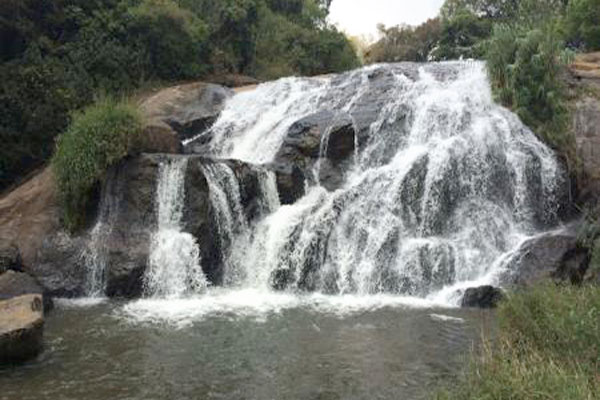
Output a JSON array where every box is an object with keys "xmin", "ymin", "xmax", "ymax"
[{"xmin": 0, "ymin": 298, "xmax": 493, "ymax": 400}]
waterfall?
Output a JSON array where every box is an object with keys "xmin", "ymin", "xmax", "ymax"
[
  {"xmin": 145, "ymin": 158, "xmax": 207, "ymax": 298},
  {"xmin": 81, "ymin": 169, "xmax": 121, "ymax": 297},
  {"xmin": 124, "ymin": 61, "xmax": 566, "ymax": 310},
  {"xmin": 185, "ymin": 61, "xmax": 564, "ymax": 303}
]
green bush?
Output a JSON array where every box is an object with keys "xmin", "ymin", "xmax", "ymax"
[
  {"xmin": 435, "ymin": 284, "xmax": 600, "ymax": 400},
  {"xmin": 52, "ymin": 98, "xmax": 142, "ymax": 231},
  {"xmin": 486, "ymin": 23, "xmax": 574, "ymax": 163},
  {"xmin": 564, "ymin": 0, "xmax": 600, "ymax": 50}
]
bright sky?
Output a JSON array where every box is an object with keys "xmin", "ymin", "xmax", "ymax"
[{"xmin": 329, "ymin": 0, "xmax": 445, "ymax": 41}]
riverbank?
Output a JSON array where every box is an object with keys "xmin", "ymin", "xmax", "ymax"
[{"xmin": 435, "ymin": 284, "xmax": 600, "ymax": 399}]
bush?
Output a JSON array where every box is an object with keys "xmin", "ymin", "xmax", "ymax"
[
  {"xmin": 435, "ymin": 284, "xmax": 600, "ymax": 400},
  {"xmin": 486, "ymin": 23, "xmax": 574, "ymax": 163},
  {"xmin": 564, "ymin": 0, "xmax": 600, "ymax": 50},
  {"xmin": 52, "ymin": 98, "xmax": 142, "ymax": 231}
]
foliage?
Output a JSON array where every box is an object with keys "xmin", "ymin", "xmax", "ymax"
[
  {"xmin": 486, "ymin": 23, "xmax": 574, "ymax": 161},
  {"xmin": 365, "ymin": 19, "xmax": 442, "ymax": 63},
  {"xmin": 563, "ymin": 0, "xmax": 600, "ymax": 50},
  {"xmin": 431, "ymin": 11, "xmax": 491, "ymax": 60},
  {"xmin": 52, "ymin": 98, "xmax": 141, "ymax": 231},
  {"xmin": 0, "ymin": 0, "xmax": 359, "ymax": 192},
  {"xmin": 435, "ymin": 284, "xmax": 600, "ymax": 400}
]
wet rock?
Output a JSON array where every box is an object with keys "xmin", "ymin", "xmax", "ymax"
[
  {"xmin": 140, "ymin": 82, "xmax": 234, "ymax": 143},
  {"xmin": 0, "ymin": 294, "xmax": 44, "ymax": 364},
  {"xmin": 33, "ymin": 232, "xmax": 87, "ymax": 298},
  {"xmin": 501, "ymin": 227, "xmax": 583, "ymax": 286},
  {"xmin": 274, "ymin": 110, "xmax": 356, "ymax": 192},
  {"xmin": 461, "ymin": 286, "xmax": 504, "ymax": 308},
  {"xmin": 0, "ymin": 271, "xmax": 53, "ymax": 312},
  {"xmin": 0, "ymin": 245, "xmax": 22, "ymax": 274},
  {"xmin": 104, "ymin": 155, "xmax": 160, "ymax": 298},
  {"xmin": 267, "ymin": 163, "xmax": 306, "ymax": 205}
]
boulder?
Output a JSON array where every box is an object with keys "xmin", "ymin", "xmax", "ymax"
[
  {"xmin": 501, "ymin": 226, "xmax": 588, "ymax": 286},
  {"xmin": 0, "ymin": 294, "xmax": 44, "ymax": 364},
  {"xmin": 274, "ymin": 110, "xmax": 356, "ymax": 192},
  {"xmin": 138, "ymin": 119, "xmax": 181, "ymax": 154},
  {"xmin": 461, "ymin": 286, "xmax": 504, "ymax": 308},
  {"xmin": 0, "ymin": 271, "xmax": 53, "ymax": 312},
  {"xmin": 139, "ymin": 82, "xmax": 234, "ymax": 142}
]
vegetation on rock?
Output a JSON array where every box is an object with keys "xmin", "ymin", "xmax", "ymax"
[{"xmin": 52, "ymin": 98, "xmax": 141, "ymax": 231}]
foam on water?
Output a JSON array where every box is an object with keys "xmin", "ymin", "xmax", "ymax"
[{"xmin": 119, "ymin": 288, "xmax": 446, "ymax": 328}]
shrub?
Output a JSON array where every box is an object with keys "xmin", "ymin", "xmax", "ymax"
[
  {"xmin": 435, "ymin": 284, "xmax": 600, "ymax": 399},
  {"xmin": 486, "ymin": 23, "xmax": 575, "ymax": 164},
  {"xmin": 52, "ymin": 98, "xmax": 142, "ymax": 231},
  {"xmin": 563, "ymin": 0, "xmax": 600, "ymax": 50}
]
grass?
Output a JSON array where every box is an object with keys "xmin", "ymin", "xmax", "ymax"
[
  {"xmin": 52, "ymin": 97, "xmax": 142, "ymax": 232},
  {"xmin": 435, "ymin": 284, "xmax": 600, "ymax": 400}
]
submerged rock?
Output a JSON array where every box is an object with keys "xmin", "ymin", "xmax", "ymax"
[
  {"xmin": 0, "ymin": 294, "xmax": 44, "ymax": 364},
  {"xmin": 461, "ymin": 286, "xmax": 504, "ymax": 308}
]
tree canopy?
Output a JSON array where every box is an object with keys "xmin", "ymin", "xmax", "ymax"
[{"xmin": 0, "ymin": 0, "xmax": 359, "ymax": 190}]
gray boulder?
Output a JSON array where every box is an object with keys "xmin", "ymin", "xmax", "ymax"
[{"xmin": 461, "ymin": 286, "xmax": 504, "ymax": 308}]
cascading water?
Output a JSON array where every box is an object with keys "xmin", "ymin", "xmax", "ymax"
[
  {"xmin": 189, "ymin": 61, "xmax": 563, "ymax": 302},
  {"xmin": 81, "ymin": 169, "xmax": 121, "ymax": 297},
  {"xmin": 145, "ymin": 158, "xmax": 207, "ymax": 298},
  {"xmin": 128, "ymin": 61, "xmax": 564, "ymax": 320}
]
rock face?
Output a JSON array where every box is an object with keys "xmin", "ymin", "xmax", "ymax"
[
  {"xmin": 0, "ymin": 271, "xmax": 52, "ymax": 312},
  {"xmin": 140, "ymin": 82, "xmax": 234, "ymax": 143},
  {"xmin": 461, "ymin": 286, "xmax": 504, "ymax": 308},
  {"xmin": 0, "ymin": 294, "xmax": 44, "ymax": 364},
  {"xmin": 273, "ymin": 110, "xmax": 356, "ymax": 192},
  {"xmin": 573, "ymin": 96, "xmax": 600, "ymax": 199},
  {"xmin": 0, "ymin": 167, "xmax": 61, "ymax": 271}
]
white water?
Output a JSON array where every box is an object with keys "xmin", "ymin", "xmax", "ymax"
[
  {"xmin": 144, "ymin": 158, "xmax": 208, "ymax": 298},
  {"xmin": 81, "ymin": 169, "xmax": 121, "ymax": 297},
  {"xmin": 125, "ymin": 62, "xmax": 565, "ymax": 323}
]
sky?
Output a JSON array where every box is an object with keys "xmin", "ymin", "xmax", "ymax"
[{"xmin": 328, "ymin": 0, "xmax": 446, "ymax": 42}]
